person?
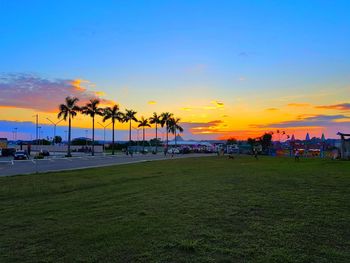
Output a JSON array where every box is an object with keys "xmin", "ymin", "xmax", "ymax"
[
  {"xmin": 294, "ymin": 150, "xmax": 300, "ymax": 161},
  {"xmin": 253, "ymin": 149, "xmax": 258, "ymax": 160},
  {"xmin": 164, "ymin": 147, "xmax": 167, "ymax": 157}
]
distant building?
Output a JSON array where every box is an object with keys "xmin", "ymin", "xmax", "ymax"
[
  {"xmin": 337, "ymin": 132, "xmax": 350, "ymax": 159},
  {"xmin": 0, "ymin": 138, "xmax": 8, "ymax": 149}
]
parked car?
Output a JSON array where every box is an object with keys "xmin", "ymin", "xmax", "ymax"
[
  {"xmin": 40, "ymin": 150, "xmax": 50, "ymax": 156},
  {"xmin": 14, "ymin": 150, "xmax": 29, "ymax": 160},
  {"xmin": 168, "ymin": 148, "xmax": 180, "ymax": 154}
]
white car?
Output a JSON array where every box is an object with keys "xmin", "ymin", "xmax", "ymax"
[
  {"xmin": 168, "ymin": 148, "xmax": 180, "ymax": 154},
  {"xmin": 14, "ymin": 150, "xmax": 29, "ymax": 160}
]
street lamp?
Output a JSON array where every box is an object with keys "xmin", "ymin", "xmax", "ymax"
[
  {"xmin": 13, "ymin": 128, "xmax": 18, "ymax": 141},
  {"xmin": 38, "ymin": 126, "xmax": 42, "ymax": 145},
  {"xmin": 85, "ymin": 130, "xmax": 89, "ymax": 146},
  {"xmin": 97, "ymin": 122, "xmax": 111, "ymax": 154},
  {"xmin": 46, "ymin": 118, "xmax": 63, "ymax": 144}
]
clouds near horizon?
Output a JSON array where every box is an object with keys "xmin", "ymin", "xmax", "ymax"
[
  {"xmin": 0, "ymin": 73, "xmax": 113, "ymax": 112},
  {"xmin": 251, "ymin": 114, "xmax": 350, "ymax": 129}
]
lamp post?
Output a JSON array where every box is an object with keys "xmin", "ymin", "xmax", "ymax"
[
  {"xmin": 38, "ymin": 127, "xmax": 42, "ymax": 145},
  {"xmin": 46, "ymin": 118, "xmax": 63, "ymax": 144},
  {"xmin": 97, "ymin": 122, "xmax": 111, "ymax": 154},
  {"xmin": 85, "ymin": 130, "xmax": 89, "ymax": 146},
  {"xmin": 13, "ymin": 128, "xmax": 18, "ymax": 141},
  {"xmin": 32, "ymin": 114, "xmax": 39, "ymax": 173}
]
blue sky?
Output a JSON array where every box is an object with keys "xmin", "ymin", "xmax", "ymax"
[{"xmin": 0, "ymin": 0, "xmax": 350, "ymax": 140}]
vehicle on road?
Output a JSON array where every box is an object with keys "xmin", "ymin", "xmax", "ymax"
[
  {"xmin": 168, "ymin": 148, "xmax": 180, "ymax": 154},
  {"xmin": 14, "ymin": 150, "xmax": 29, "ymax": 160}
]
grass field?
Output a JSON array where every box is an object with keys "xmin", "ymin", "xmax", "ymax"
[{"xmin": 0, "ymin": 156, "xmax": 349, "ymax": 262}]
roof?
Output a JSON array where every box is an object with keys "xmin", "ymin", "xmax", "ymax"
[
  {"xmin": 337, "ymin": 132, "xmax": 350, "ymax": 136},
  {"xmin": 168, "ymin": 140, "xmax": 213, "ymax": 147}
]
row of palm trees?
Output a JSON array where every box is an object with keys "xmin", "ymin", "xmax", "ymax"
[{"xmin": 58, "ymin": 96, "xmax": 183, "ymax": 157}]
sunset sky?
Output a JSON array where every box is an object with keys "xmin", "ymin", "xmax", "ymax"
[{"xmin": 1, "ymin": 0, "xmax": 350, "ymax": 141}]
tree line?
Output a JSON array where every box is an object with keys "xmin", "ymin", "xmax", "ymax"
[{"xmin": 58, "ymin": 96, "xmax": 184, "ymax": 157}]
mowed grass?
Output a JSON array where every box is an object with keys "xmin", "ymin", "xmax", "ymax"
[{"xmin": 0, "ymin": 156, "xmax": 349, "ymax": 263}]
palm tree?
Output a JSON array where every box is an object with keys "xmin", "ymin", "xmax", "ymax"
[
  {"xmin": 168, "ymin": 117, "xmax": 184, "ymax": 146},
  {"xmin": 123, "ymin": 109, "xmax": 138, "ymax": 144},
  {"xmin": 138, "ymin": 117, "xmax": 151, "ymax": 152},
  {"xmin": 57, "ymin": 96, "xmax": 80, "ymax": 157},
  {"xmin": 149, "ymin": 112, "xmax": 161, "ymax": 153},
  {"xmin": 160, "ymin": 112, "xmax": 173, "ymax": 149},
  {"xmin": 81, "ymin": 99, "xmax": 104, "ymax": 156},
  {"xmin": 103, "ymin": 105, "xmax": 124, "ymax": 155}
]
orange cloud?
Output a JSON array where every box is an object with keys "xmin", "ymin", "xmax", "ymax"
[
  {"xmin": 71, "ymin": 79, "xmax": 88, "ymax": 91},
  {"xmin": 211, "ymin": 100, "xmax": 224, "ymax": 107},
  {"xmin": 148, "ymin": 100, "xmax": 156, "ymax": 105},
  {"xmin": 265, "ymin": 108, "xmax": 278, "ymax": 112},
  {"xmin": 315, "ymin": 103, "xmax": 350, "ymax": 111},
  {"xmin": 287, "ymin": 103, "xmax": 310, "ymax": 107},
  {"xmin": 0, "ymin": 73, "xmax": 113, "ymax": 113}
]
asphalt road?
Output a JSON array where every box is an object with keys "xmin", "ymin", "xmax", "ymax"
[{"xmin": 0, "ymin": 153, "xmax": 214, "ymax": 177}]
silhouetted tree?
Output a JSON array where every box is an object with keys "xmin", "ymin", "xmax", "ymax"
[
  {"xmin": 57, "ymin": 96, "xmax": 80, "ymax": 157},
  {"xmin": 123, "ymin": 109, "xmax": 138, "ymax": 144},
  {"xmin": 138, "ymin": 117, "xmax": 151, "ymax": 152},
  {"xmin": 81, "ymin": 99, "xmax": 104, "ymax": 156},
  {"xmin": 103, "ymin": 105, "xmax": 124, "ymax": 155},
  {"xmin": 160, "ymin": 112, "xmax": 173, "ymax": 149},
  {"xmin": 149, "ymin": 112, "xmax": 161, "ymax": 153}
]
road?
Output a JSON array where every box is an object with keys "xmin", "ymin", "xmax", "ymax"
[{"xmin": 0, "ymin": 153, "xmax": 214, "ymax": 177}]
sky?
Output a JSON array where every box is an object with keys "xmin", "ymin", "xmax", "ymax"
[{"xmin": 0, "ymin": 0, "xmax": 350, "ymax": 141}]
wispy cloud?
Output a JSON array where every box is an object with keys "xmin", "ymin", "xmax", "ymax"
[
  {"xmin": 148, "ymin": 100, "xmax": 156, "ymax": 105},
  {"xmin": 211, "ymin": 100, "xmax": 224, "ymax": 107},
  {"xmin": 265, "ymin": 108, "xmax": 279, "ymax": 112},
  {"xmin": 315, "ymin": 103, "xmax": 350, "ymax": 111},
  {"xmin": 180, "ymin": 100, "xmax": 224, "ymax": 111},
  {"xmin": 287, "ymin": 103, "xmax": 311, "ymax": 107},
  {"xmin": 0, "ymin": 73, "xmax": 113, "ymax": 112},
  {"xmin": 251, "ymin": 114, "xmax": 350, "ymax": 129}
]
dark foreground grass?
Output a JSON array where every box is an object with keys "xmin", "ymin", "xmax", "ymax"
[{"xmin": 0, "ymin": 156, "xmax": 349, "ymax": 262}]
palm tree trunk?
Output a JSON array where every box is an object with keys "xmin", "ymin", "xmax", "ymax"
[
  {"xmin": 155, "ymin": 123, "xmax": 158, "ymax": 154},
  {"xmin": 143, "ymin": 127, "xmax": 145, "ymax": 152},
  {"xmin": 112, "ymin": 120, "xmax": 115, "ymax": 155},
  {"xmin": 166, "ymin": 124, "xmax": 169, "ymax": 148},
  {"xmin": 68, "ymin": 114, "xmax": 71, "ymax": 157},
  {"xmin": 175, "ymin": 129, "xmax": 177, "ymax": 146},
  {"xmin": 92, "ymin": 116, "xmax": 95, "ymax": 156},
  {"xmin": 129, "ymin": 120, "xmax": 131, "ymax": 143}
]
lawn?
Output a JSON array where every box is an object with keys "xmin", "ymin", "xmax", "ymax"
[{"xmin": 0, "ymin": 156, "xmax": 349, "ymax": 263}]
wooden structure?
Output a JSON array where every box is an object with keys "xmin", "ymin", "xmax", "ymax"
[{"xmin": 337, "ymin": 132, "xmax": 350, "ymax": 160}]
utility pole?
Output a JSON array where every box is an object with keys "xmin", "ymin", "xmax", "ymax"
[{"xmin": 98, "ymin": 122, "xmax": 111, "ymax": 154}]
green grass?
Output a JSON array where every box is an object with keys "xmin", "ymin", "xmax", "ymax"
[{"xmin": 0, "ymin": 156, "xmax": 349, "ymax": 262}]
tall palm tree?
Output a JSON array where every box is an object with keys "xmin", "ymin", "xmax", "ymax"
[
  {"xmin": 168, "ymin": 117, "xmax": 184, "ymax": 146},
  {"xmin": 149, "ymin": 112, "xmax": 161, "ymax": 153},
  {"xmin": 81, "ymin": 99, "xmax": 104, "ymax": 156},
  {"xmin": 160, "ymin": 112, "xmax": 173, "ymax": 149},
  {"xmin": 103, "ymin": 105, "xmax": 124, "ymax": 155},
  {"xmin": 138, "ymin": 117, "xmax": 151, "ymax": 152},
  {"xmin": 123, "ymin": 109, "xmax": 138, "ymax": 144},
  {"xmin": 57, "ymin": 96, "xmax": 80, "ymax": 157}
]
